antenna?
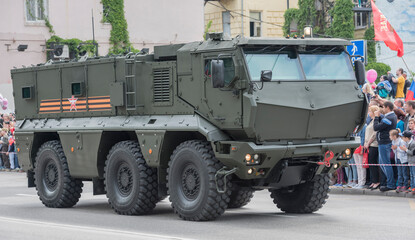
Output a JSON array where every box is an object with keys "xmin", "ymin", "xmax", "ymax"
[{"xmin": 92, "ymin": 9, "xmax": 98, "ymax": 56}]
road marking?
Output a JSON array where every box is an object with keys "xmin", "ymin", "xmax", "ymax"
[
  {"xmin": 16, "ymin": 194, "xmax": 37, "ymax": 197},
  {"xmin": 0, "ymin": 216, "xmax": 194, "ymax": 240},
  {"xmin": 409, "ymin": 200, "xmax": 415, "ymax": 210}
]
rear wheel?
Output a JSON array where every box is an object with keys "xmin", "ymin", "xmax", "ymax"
[
  {"xmin": 167, "ymin": 140, "xmax": 231, "ymax": 221},
  {"xmin": 104, "ymin": 141, "xmax": 158, "ymax": 215},
  {"xmin": 228, "ymin": 187, "xmax": 255, "ymax": 209},
  {"xmin": 269, "ymin": 174, "xmax": 330, "ymax": 213},
  {"xmin": 34, "ymin": 140, "xmax": 83, "ymax": 208}
]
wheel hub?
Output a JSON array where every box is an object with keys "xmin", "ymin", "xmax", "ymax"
[
  {"xmin": 181, "ymin": 166, "xmax": 200, "ymax": 200},
  {"xmin": 117, "ymin": 164, "xmax": 133, "ymax": 195},
  {"xmin": 44, "ymin": 161, "xmax": 58, "ymax": 190}
]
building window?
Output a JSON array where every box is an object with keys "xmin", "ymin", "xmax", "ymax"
[
  {"xmin": 354, "ymin": 12, "xmax": 369, "ymax": 29},
  {"xmin": 25, "ymin": 0, "xmax": 48, "ymax": 22},
  {"xmin": 249, "ymin": 12, "xmax": 261, "ymax": 37},
  {"xmin": 222, "ymin": 11, "xmax": 231, "ymax": 36},
  {"xmin": 353, "ymin": 0, "xmax": 370, "ymax": 8}
]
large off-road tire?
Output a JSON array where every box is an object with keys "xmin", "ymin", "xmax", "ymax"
[
  {"xmin": 228, "ymin": 187, "xmax": 255, "ymax": 209},
  {"xmin": 167, "ymin": 140, "xmax": 231, "ymax": 221},
  {"xmin": 269, "ymin": 174, "xmax": 330, "ymax": 213},
  {"xmin": 34, "ymin": 140, "xmax": 83, "ymax": 208},
  {"xmin": 104, "ymin": 141, "xmax": 158, "ymax": 215}
]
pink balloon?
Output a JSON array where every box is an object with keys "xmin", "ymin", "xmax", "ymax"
[
  {"xmin": 366, "ymin": 69, "xmax": 378, "ymax": 83},
  {"xmin": 2, "ymin": 98, "xmax": 8, "ymax": 108}
]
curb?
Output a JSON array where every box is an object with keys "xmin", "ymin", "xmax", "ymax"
[{"xmin": 330, "ymin": 186, "xmax": 415, "ymax": 198}]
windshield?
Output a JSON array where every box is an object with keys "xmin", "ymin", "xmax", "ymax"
[
  {"xmin": 300, "ymin": 52, "xmax": 355, "ymax": 80},
  {"xmin": 244, "ymin": 50, "xmax": 355, "ymax": 81},
  {"xmin": 245, "ymin": 54, "xmax": 303, "ymax": 81}
]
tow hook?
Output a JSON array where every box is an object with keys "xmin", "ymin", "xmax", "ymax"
[
  {"xmin": 215, "ymin": 167, "xmax": 237, "ymax": 193},
  {"xmin": 317, "ymin": 151, "xmax": 334, "ymax": 167}
]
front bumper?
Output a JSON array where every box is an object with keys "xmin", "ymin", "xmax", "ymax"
[{"xmin": 213, "ymin": 138, "xmax": 359, "ymax": 180}]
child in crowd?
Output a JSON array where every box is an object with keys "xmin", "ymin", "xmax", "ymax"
[
  {"xmin": 400, "ymin": 131, "xmax": 415, "ymax": 194},
  {"xmin": 390, "ymin": 129, "xmax": 409, "ymax": 192},
  {"xmin": 408, "ymin": 118, "xmax": 415, "ymax": 136}
]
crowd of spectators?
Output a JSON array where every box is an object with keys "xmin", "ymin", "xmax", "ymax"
[
  {"xmin": 0, "ymin": 113, "xmax": 20, "ymax": 172},
  {"xmin": 332, "ymin": 68, "xmax": 415, "ymax": 193}
]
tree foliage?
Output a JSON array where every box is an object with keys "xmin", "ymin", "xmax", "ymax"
[
  {"xmin": 366, "ymin": 62, "xmax": 391, "ymax": 82},
  {"xmin": 327, "ymin": 0, "xmax": 354, "ymax": 39},
  {"xmin": 297, "ymin": 0, "xmax": 317, "ymax": 34},
  {"xmin": 283, "ymin": 8, "xmax": 300, "ymax": 36},
  {"xmin": 364, "ymin": 26, "xmax": 376, "ymax": 63},
  {"xmin": 101, "ymin": 0, "xmax": 137, "ymax": 54},
  {"xmin": 46, "ymin": 36, "xmax": 97, "ymax": 59},
  {"xmin": 283, "ymin": 0, "xmax": 316, "ymax": 35}
]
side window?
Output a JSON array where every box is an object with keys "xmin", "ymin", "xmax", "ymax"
[{"xmin": 204, "ymin": 58, "xmax": 235, "ymax": 86}]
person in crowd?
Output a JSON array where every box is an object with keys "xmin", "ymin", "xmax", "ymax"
[
  {"xmin": 393, "ymin": 68, "xmax": 406, "ymax": 99},
  {"xmin": 374, "ymin": 101, "xmax": 397, "ymax": 192},
  {"xmin": 352, "ymin": 122, "xmax": 367, "ymax": 189},
  {"xmin": 399, "ymin": 131, "xmax": 415, "ymax": 194},
  {"xmin": 404, "ymin": 100, "xmax": 415, "ymax": 131},
  {"xmin": 362, "ymin": 80, "xmax": 376, "ymax": 100},
  {"xmin": 394, "ymin": 99, "xmax": 405, "ymax": 112},
  {"xmin": 0, "ymin": 129, "xmax": 10, "ymax": 171},
  {"xmin": 387, "ymin": 71, "xmax": 397, "ymax": 99},
  {"xmin": 390, "ymin": 129, "xmax": 409, "ymax": 192},
  {"xmin": 394, "ymin": 108, "xmax": 406, "ymax": 133},
  {"xmin": 345, "ymin": 156, "xmax": 358, "ymax": 188},
  {"xmin": 408, "ymin": 118, "xmax": 415, "ymax": 136},
  {"xmin": 364, "ymin": 106, "xmax": 380, "ymax": 190},
  {"xmin": 376, "ymin": 76, "xmax": 392, "ymax": 99}
]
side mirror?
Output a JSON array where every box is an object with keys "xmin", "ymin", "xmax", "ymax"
[
  {"xmin": 211, "ymin": 60, "xmax": 225, "ymax": 88},
  {"xmin": 261, "ymin": 70, "xmax": 272, "ymax": 82},
  {"xmin": 354, "ymin": 60, "xmax": 365, "ymax": 86}
]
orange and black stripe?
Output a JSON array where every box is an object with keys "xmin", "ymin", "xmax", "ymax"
[{"xmin": 39, "ymin": 96, "xmax": 112, "ymax": 114}]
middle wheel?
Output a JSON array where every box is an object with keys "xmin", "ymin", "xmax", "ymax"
[
  {"xmin": 167, "ymin": 140, "xmax": 231, "ymax": 221},
  {"xmin": 104, "ymin": 140, "xmax": 158, "ymax": 215}
]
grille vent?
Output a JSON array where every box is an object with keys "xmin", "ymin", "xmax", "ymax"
[{"xmin": 153, "ymin": 68, "xmax": 171, "ymax": 103}]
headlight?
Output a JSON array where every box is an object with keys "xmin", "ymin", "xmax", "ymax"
[
  {"xmin": 245, "ymin": 153, "xmax": 263, "ymax": 165},
  {"xmin": 337, "ymin": 149, "xmax": 353, "ymax": 160},
  {"xmin": 345, "ymin": 148, "xmax": 351, "ymax": 156}
]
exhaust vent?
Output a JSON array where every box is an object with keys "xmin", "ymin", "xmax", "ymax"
[{"xmin": 153, "ymin": 68, "xmax": 172, "ymax": 105}]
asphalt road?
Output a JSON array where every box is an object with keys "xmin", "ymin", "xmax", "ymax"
[{"xmin": 0, "ymin": 172, "xmax": 414, "ymax": 240}]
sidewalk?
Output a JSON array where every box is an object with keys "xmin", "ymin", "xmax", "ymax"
[{"xmin": 330, "ymin": 186, "xmax": 415, "ymax": 198}]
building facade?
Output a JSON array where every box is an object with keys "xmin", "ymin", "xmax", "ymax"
[
  {"xmin": 204, "ymin": 0, "xmax": 372, "ymax": 39},
  {"xmin": 0, "ymin": 0, "xmax": 204, "ymax": 112},
  {"xmin": 204, "ymin": 0, "xmax": 299, "ymax": 38}
]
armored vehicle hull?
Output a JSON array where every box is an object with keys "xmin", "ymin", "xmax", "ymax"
[{"xmin": 11, "ymin": 36, "xmax": 366, "ymax": 221}]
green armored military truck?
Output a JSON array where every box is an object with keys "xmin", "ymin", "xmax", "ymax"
[{"xmin": 11, "ymin": 34, "xmax": 367, "ymax": 221}]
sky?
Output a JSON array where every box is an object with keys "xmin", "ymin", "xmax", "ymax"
[{"xmin": 375, "ymin": 0, "xmax": 415, "ymax": 75}]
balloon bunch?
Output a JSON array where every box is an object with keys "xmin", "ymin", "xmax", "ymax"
[{"xmin": 0, "ymin": 94, "xmax": 8, "ymax": 110}]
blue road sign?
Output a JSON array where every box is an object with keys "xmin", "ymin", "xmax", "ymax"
[{"xmin": 346, "ymin": 40, "xmax": 366, "ymax": 65}]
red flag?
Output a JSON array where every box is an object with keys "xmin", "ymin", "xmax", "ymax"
[{"xmin": 371, "ymin": 0, "xmax": 404, "ymax": 57}]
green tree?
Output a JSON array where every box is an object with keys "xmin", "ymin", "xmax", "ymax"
[
  {"xmin": 297, "ymin": 0, "xmax": 317, "ymax": 34},
  {"xmin": 366, "ymin": 62, "xmax": 391, "ymax": 82},
  {"xmin": 327, "ymin": 0, "xmax": 354, "ymax": 39},
  {"xmin": 283, "ymin": 8, "xmax": 300, "ymax": 36},
  {"xmin": 101, "ymin": 0, "xmax": 136, "ymax": 54},
  {"xmin": 364, "ymin": 26, "xmax": 376, "ymax": 63}
]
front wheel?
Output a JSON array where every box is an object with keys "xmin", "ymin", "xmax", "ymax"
[
  {"xmin": 228, "ymin": 187, "xmax": 254, "ymax": 209},
  {"xmin": 34, "ymin": 140, "xmax": 83, "ymax": 208},
  {"xmin": 269, "ymin": 174, "xmax": 330, "ymax": 213}
]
